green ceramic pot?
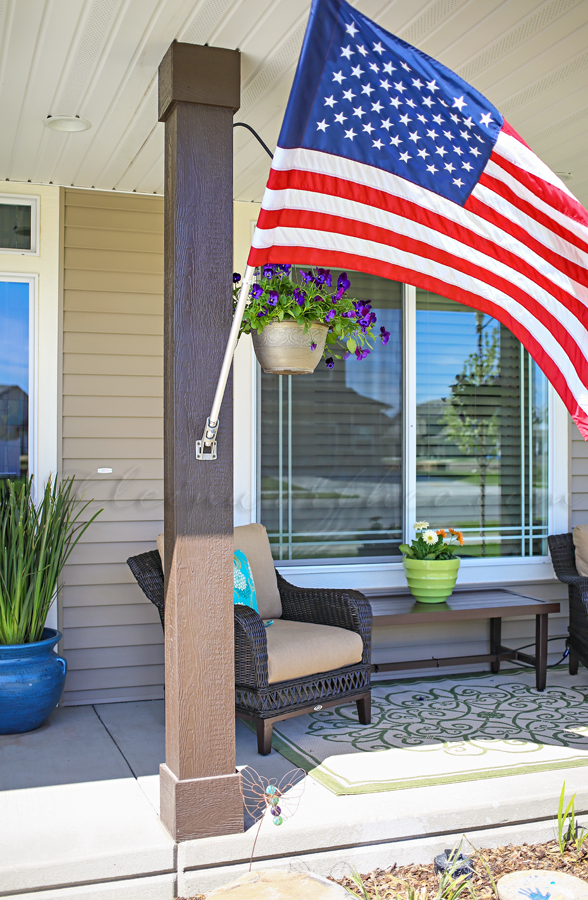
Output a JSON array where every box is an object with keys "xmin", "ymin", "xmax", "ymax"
[{"xmin": 402, "ymin": 558, "xmax": 460, "ymax": 604}]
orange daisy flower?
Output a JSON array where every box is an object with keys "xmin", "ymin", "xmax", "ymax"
[{"xmin": 436, "ymin": 528, "xmax": 446, "ymax": 538}]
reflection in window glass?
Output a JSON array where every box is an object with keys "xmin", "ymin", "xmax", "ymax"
[
  {"xmin": 260, "ymin": 272, "xmax": 402, "ymax": 560},
  {"xmin": 0, "ymin": 204, "xmax": 32, "ymax": 251},
  {"xmin": 0, "ymin": 282, "xmax": 29, "ymax": 481},
  {"xmin": 416, "ymin": 291, "xmax": 548, "ymax": 557}
]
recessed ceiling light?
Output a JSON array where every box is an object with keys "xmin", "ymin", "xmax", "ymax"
[
  {"xmin": 44, "ymin": 115, "xmax": 91, "ymax": 133},
  {"xmin": 555, "ymin": 171, "xmax": 572, "ymax": 182}
]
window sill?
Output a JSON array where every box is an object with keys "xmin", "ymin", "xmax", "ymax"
[{"xmin": 275, "ymin": 555, "xmax": 557, "ymax": 591}]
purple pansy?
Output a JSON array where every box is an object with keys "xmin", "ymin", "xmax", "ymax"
[
  {"xmin": 310, "ymin": 342, "xmax": 317, "ymax": 352},
  {"xmin": 257, "ymin": 309, "xmax": 268, "ymax": 317},
  {"xmin": 279, "ymin": 264, "xmax": 292, "ymax": 275},
  {"xmin": 355, "ymin": 347, "xmax": 370, "ymax": 361},
  {"xmin": 250, "ymin": 284, "xmax": 264, "ymax": 299},
  {"xmin": 262, "ymin": 264, "xmax": 275, "ymax": 279},
  {"xmin": 380, "ymin": 326, "xmax": 390, "ymax": 346},
  {"xmin": 325, "ymin": 357, "xmax": 334, "ymax": 369},
  {"xmin": 268, "ymin": 290, "xmax": 279, "ymax": 306},
  {"xmin": 315, "ymin": 268, "xmax": 332, "ymax": 287},
  {"xmin": 337, "ymin": 272, "xmax": 350, "ymax": 293},
  {"xmin": 300, "ymin": 270, "xmax": 314, "ymax": 284},
  {"xmin": 293, "ymin": 288, "xmax": 306, "ymax": 306},
  {"xmin": 324, "ymin": 309, "xmax": 336, "ymax": 323},
  {"xmin": 233, "ymin": 272, "xmax": 241, "ymax": 283}
]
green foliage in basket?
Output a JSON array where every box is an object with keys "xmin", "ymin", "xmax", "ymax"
[
  {"xmin": 399, "ymin": 522, "xmax": 464, "ymax": 561},
  {"xmin": 0, "ymin": 475, "xmax": 102, "ymax": 645}
]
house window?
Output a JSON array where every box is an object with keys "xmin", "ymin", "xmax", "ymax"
[
  {"xmin": 260, "ymin": 271, "xmax": 549, "ymax": 562},
  {"xmin": 0, "ymin": 196, "xmax": 39, "ymax": 254},
  {"xmin": 0, "ymin": 281, "xmax": 30, "ymax": 481}
]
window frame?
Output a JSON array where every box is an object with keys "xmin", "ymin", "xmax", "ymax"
[
  {"xmin": 0, "ymin": 273, "xmax": 38, "ymax": 485},
  {"xmin": 234, "ymin": 277, "xmax": 568, "ymax": 589},
  {"xmin": 0, "ymin": 194, "xmax": 40, "ymax": 256}
]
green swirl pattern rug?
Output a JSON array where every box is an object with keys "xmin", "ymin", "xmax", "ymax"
[{"xmin": 270, "ymin": 669, "xmax": 588, "ymax": 795}]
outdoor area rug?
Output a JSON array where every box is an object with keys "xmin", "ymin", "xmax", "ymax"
[{"xmin": 269, "ymin": 668, "xmax": 588, "ymax": 795}]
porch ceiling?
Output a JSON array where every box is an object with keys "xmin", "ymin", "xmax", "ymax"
[{"xmin": 1, "ymin": 0, "xmax": 587, "ymax": 206}]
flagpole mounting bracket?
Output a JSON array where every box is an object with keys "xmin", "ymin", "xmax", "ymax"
[{"xmin": 196, "ymin": 417, "xmax": 219, "ymax": 461}]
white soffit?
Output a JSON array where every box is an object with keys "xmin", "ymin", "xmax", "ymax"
[{"xmin": 0, "ymin": 0, "xmax": 587, "ymax": 206}]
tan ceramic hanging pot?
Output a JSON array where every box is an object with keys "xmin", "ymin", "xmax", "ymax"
[{"xmin": 251, "ymin": 320, "xmax": 328, "ymax": 374}]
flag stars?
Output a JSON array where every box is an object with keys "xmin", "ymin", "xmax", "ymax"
[
  {"xmin": 432, "ymin": 114, "xmax": 444, "ymax": 124},
  {"xmin": 435, "ymin": 145, "xmax": 448, "ymax": 157},
  {"xmin": 450, "ymin": 113, "xmax": 460, "ymax": 124},
  {"xmin": 383, "ymin": 62, "xmax": 395, "ymax": 74},
  {"xmin": 351, "ymin": 65, "xmax": 364, "ymax": 78},
  {"xmin": 361, "ymin": 83, "xmax": 375, "ymax": 96},
  {"xmin": 453, "ymin": 95, "xmax": 467, "ymax": 111},
  {"xmin": 324, "ymin": 95, "xmax": 336, "ymax": 107},
  {"xmin": 422, "ymin": 96, "xmax": 434, "ymax": 108},
  {"xmin": 426, "ymin": 79, "xmax": 439, "ymax": 92},
  {"xmin": 401, "ymin": 61, "xmax": 411, "ymax": 71},
  {"xmin": 357, "ymin": 45, "xmax": 368, "ymax": 56},
  {"xmin": 373, "ymin": 42, "xmax": 384, "ymax": 54},
  {"xmin": 417, "ymin": 114, "xmax": 427, "ymax": 123},
  {"xmin": 333, "ymin": 71, "xmax": 345, "ymax": 83},
  {"xmin": 408, "ymin": 130, "xmax": 421, "ymax": 143},
  {"xmin": 363, "ymin": 122, "xmax": 375, "ymax": 134},
  {"xmin": 316, "ymin": 120, "xmax": 329, "ymax": 131},
  {"xmin": 380, "ymin": 117, "xmax": 392, "ymax": 130},
  {"xmin": 399, "ymin": 150, "xmax": 412, "ymax": 161},
  {"xmin": 417, "ymin": 148, "xmax": 429, "ymax": 159},
  {"xmin": 380, "ymin": 79, "xmax": 391, "ymax": 91},
  {"xmin": 390, "ymin": 96, "xmax": 402, "ymax": 108},
  {"xmin": 390, "ymin": 134, "xmax": 402, "ymax": 146},
  {"xmin": 412, "ymin": 78, "xmax": 424, "ymax": 89},
  {"xmin": 460, "ymin": 130, "xmax": 471, "ymax": 141},
  {"xmin": 341, "ymin": 46, "xmax": 354, "ymax": 59},
  {"xmin": 344, "ymin": 127, "xmax": 357, "ymax": 140},
  {"xmin": 461, "ymin": 161, "xmax": 473, "ymax": 171},
  {"xmin": 394, "ymin": 81, "xmax": 406, "ymax": 93},
  {"xmin": 463, "ymin": 116, "xmax": 474, "ymax": 129},
  {"xmin": 342, "ymin": 88, "xmax": 356, "ymax": 101},
  {"xmin": 427, "ymin": 163, "xmax": 438, "ymax": 174},
  {"xmin": 452, "ymin": 145, "xmax": 464, "ymax": 156},
  {"xmin": 427, "ymin": 129, "xmax": 438, "ymax": 140},
  {"xmin": 399, "ymin": 113, "xmax": 412, "ymax": 125},
  {"xmin": 453, "ymin": 177, "xmax": 465, "ymax": 188},
  {"xmin": 334, "ymin": 112, "xmax": 347, "ymax": 124},
  {"xmin": 443, "ymin": 130, "xmax": 453, "ymax": 139},
  {"xmin": 480, "ymin": 112, "xmax": 493, "ymax": 126},
  {"xmin": 469, "ymin": 146, "xmax": 481, "ymax": 157},
  {"xmin": 372, "ymin": 138, "xmax": 384, "ymax": 149},
  {"xmin": 444, "ymin": 161, "xmax": 456, "ymax": 173},
  {"xmin": 345, "ymin": 21, "xmax": 358, "ymax": 36},
  {"xmin": 372, "ymin": 100, "xmax": 384, "ymax": 113},
  {"xmin": 369, "ymin": 62, "xmax": 380, "ymax": 73},
  {"xmin": 352, "ymin": 105, "xmax": 366, "ymax": 118},
  {"xmin": 405, "ymin": 98, "xmax": 416, "ymax": 108},
  {"xmin": 474, "ymin": 133, "xmax": 485, "ymax": 143}
]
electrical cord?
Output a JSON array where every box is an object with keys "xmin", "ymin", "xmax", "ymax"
[
  {"xmin": 233, "ymin": 122, "xmax": 274, "ymax": 159},
  {"xmin": 504, "ymin": 635, "xmax": 569, "ymax": 670}
]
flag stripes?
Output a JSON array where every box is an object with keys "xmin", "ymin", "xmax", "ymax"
[{"xmin": 249, "ymin": 126, "xmax": 588, "ymax": 435}]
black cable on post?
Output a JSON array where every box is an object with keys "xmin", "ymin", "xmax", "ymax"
[{"xmin": 233, "ymin": 122, "xmax": 274, "ymax": 159}]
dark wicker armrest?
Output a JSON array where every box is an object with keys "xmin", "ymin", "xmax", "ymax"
[
  {"xmin": 276, "ymin": 572, "xmax": 372, "ymax": 666},
  {"xmin": 127, "ymin": 550, "xmax": 165, "ymax": 629},
  {"xmin": 548, "ymin": 533, "xmax": 581, "ymax": 583},
  {"xmin": 234, "ymin": 605, "xmax": 269, "ymax": 689}
]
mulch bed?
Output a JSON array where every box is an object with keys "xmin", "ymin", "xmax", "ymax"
[{"xmin": 332, "ymin": 839, "xmax": 588, "ymax": 898}]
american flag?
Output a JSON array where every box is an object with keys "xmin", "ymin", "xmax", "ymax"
[{"xmin": 248, "ymin": 0, "xmax": 588, "ymax": 439}]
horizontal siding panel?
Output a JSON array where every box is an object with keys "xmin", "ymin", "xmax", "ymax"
[
  {"xmin": 65, "ymin": 644, "xmax": 163, "ymax": 670},
  {"xmin": 65, "ymin": 664, "xmax": 164, "ymax": 692},
  {"xmin": 63, "ymin": 459, "xmax": 163, "ymax": 480},
  {"xmin": 62, "ymin": 563, "xmax": 135, "ymax": 586},
  {"xmin": 65, "ymin": 189, "xmax": 163, "ymax": 214},
  {"xmin": 64, "ymin": 206, "xmax": 162, "ymax": 233},
  {"xmin": 63, "ymin": 438, "xmax": 162, "ymax": 459},
  {"xmin": 63, "ymin": 374, "xmax": 162, "ymax": 397},
  {"xmin": 64, "ymin": 247, "xmax": 163, "ymax": 275},
  {"xmin": 572, "ymin": 458, "xmax": 588, "ymax": 477},
  {"xmin": 65, "ymin": 479, "xmax": 162, "ymax": 503},
  {"xmin": 572, "ymin": 475, "xmax": 588, "ymax": 493},
  {"xmin": 62, "ymin": 583, "xmax": 152, "ymax": 607},
  {"xmin": 64, "ymin": 332, "xmax": 162, "ymax": 356},
  {"xmin": 62, "ymin": 623, "xmax": 164, "ymax": 650},
  {"xmin": 68, "ymin": 540, "xmax": 161, "ymax": 565},
  {"xmin": 64, "ymin": 269, "xmax": 162, "ymax": 294},
  {"xmin": 63, "ymin": 353, "xmax": 162, "ymax": 377},
  {"xmin": 63, "ymin": 396, "xmax": 162, "ymax": 417},
  {"xmin": 60, "ymin": 500, "xmax": 163, "ymax": 522},
  {"xmin": 65, "ymin": 228, "xmax": 163, "ymax": 254},
  {"xmin": 75, "ymin": 520, "xmax": 161, "ymax": 543},
  {"xmin": 61, "ymin": 685, "xmax": 164, "ymax": 706},
  {"xmin": 64, "ymin": 291, "xmax": 163, "ymax": 316},
  {"xmin": 63, "ymin": 416, "xmax": 163, "ymax": 439},
  {"xmin": 63, "ymin": 603, "xmax": 160, "ymax": 628},
  {"xmin": 64, "ymin": 311, "xmax": 163, "ymax": 336}
]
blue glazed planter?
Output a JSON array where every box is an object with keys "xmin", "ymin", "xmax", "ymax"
[{"xmin": 0, "ymin": 628, "xmax": 67, "ymax": 734}]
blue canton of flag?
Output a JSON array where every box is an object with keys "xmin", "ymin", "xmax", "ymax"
[{"xmin": 279, "ymin": 0, "xmax": 503, "ymax": 207}]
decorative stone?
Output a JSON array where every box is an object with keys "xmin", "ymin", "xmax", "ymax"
[
  {"xmin": 206, "ymin": 869, "xmax": 350, "ymax": 899},
  {"xmin": 497, "ymin": 868, "xmax": 588, "ymax": 900}
]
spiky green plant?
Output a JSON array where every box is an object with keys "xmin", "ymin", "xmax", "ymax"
[{"xmin": 0, "ymin": 475, "xmax": 101, "ymax": 644}]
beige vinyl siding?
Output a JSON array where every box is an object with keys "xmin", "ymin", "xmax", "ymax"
[
  {"xmin": 60, "ymin": 189, "xmax": 164, "ymax": 706},
  {"xmin": 572, "ymin": 422, "xmax": 588, "ymax": 528}
]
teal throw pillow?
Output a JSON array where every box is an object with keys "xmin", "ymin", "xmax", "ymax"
[{"xmin": 233, "ymin": 550, "xmax": 258, "ymax": 613}]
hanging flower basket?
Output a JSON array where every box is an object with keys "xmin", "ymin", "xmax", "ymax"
[
  {"xmin": 233, "ymin": 265, "xmax": 390, "ymax": 375},
  {"xmin": 252, "ymin": 320, "xmax": 328, "ymax": 374}
]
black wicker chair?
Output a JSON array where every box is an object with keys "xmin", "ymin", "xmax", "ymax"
[
  {"xmin": 548, "ymin": 533, "xmax": 588, "ymax": 674},
  {"xmin": 127, "ymin": 549, "xmax": 372, "ymax": 755}
]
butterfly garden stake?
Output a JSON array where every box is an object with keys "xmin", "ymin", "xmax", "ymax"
[{"xmin": 239, "ymin": 766, "xmax": 306, "ymax": 870}]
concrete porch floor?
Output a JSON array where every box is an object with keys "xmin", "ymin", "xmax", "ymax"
[{"xmin": 3, "ymin": 675, "xmax": 588, "ymax": 900}]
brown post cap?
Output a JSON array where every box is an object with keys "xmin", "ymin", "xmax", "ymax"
[{"xmin": 158, "ymin": 41, "xmax": 240, "ymax": 122}]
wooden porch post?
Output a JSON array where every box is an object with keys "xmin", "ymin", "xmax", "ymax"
[{"xmin": 157, "ymin": 41, "xmax": 243, "ymax": 842}]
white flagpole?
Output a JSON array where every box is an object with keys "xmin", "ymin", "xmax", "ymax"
[{"xmin": 196, "ymin": 264, "xmax": 255, "ymax": 460}]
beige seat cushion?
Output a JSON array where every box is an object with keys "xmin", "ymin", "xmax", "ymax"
[
  {"xmin": 156, "ymin": 533, "xmax": 165, "ymax": 568},
  {"xmin": 265, "ymin": 619, "xmax": 363, "ymax": 684},
  {"xmin": 573, "ymin": 525, "xmax": 588, "ymax": 576},
  {"xmin": 234, "ymin": 523, "xmax": 282, "ymax": 619}
]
